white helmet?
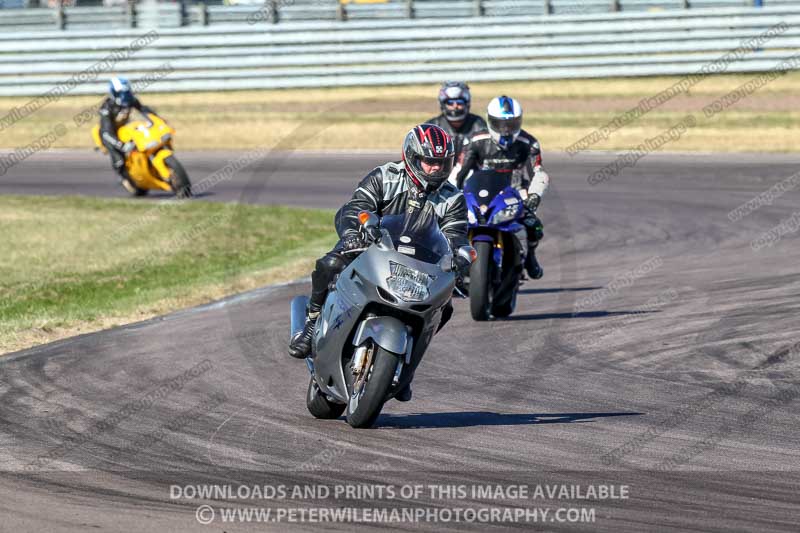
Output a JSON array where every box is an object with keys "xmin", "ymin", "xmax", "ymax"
[{"xmin": 487, "ymin": 95, "xmax": 522, "ymax": 149}]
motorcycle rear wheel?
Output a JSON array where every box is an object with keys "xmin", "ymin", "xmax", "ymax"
[
  {"xmin": 346, "ymin": 345, "xmax": 397, "ymax": 429},
  {"xmin": 306, "ymin": 378, "xmax": 346, "ymax": 419}
]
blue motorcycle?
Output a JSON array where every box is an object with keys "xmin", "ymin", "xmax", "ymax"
[{"xmin": 463, "ymin": 170, "xmax": 527, "ymax": 320}]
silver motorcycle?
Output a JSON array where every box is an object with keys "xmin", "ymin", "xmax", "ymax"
[{"xmin": 290, "ymin": 211, "xmax": 474, "ymax": 428}]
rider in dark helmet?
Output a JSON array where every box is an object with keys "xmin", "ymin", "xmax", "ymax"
[
  {"xmin": 426, "ymin": 81, "xmax": 487, "ymax": 169},
  {"xmin": 288, "ymin": 124, "xmax": 469, "ymax": 400},
  {"xmin": 98, "ymin": 76, "xmax": 158, "ymax": 193},
  {"xmin": 456, "ymin": 95, "xmax": 549, "ymax": 280}
]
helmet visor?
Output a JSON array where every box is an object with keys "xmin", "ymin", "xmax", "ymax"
[
  {"xmin": 489, "ymin": 115, "xmax": 522, "ymax": 137},
  {"xmin": 418, "ymin": 155, "xmax": 453, "ymax": 178},
  {"xmin": 115, "ymin": 91, "xmax": 134, "ymax": 107},
  {"xmin": 410, "ymin": 153, "xmax": 454, "ymax": 182}
]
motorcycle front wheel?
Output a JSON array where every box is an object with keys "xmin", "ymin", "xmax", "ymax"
[
  {"xmin": 469, "ymin": 240, "xmax": 493, "ymax": 321},
  {"xmin": 165, "ymin": 156, "xmax": 192, "ymax": 198},
  {"xmin": 346, "ymin": 344, "xmax": 397, "ymax": 429}
]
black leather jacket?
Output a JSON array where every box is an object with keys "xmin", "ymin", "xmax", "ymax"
[
  {"xmin": 425, "ymin": 113, "xmax": 487, "ymax": 162},
  {"xmin": 98, "ymin": 96, "xmax": 155, "ymax": 151},
  {"xmin": 334, "ymin": 161, "xmax": 469, "ymax": 250},
  {"xmin": 455, "ymin": 129, "xmax": 543, "ymax": 190}
]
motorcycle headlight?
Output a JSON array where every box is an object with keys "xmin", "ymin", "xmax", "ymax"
[
  {"xmin": 490, "ymin": 204, "xmax": 520, "ymax": 225},
  {"xmin": 386, "ymin": 261, "xmax": 432, "ymax": 302},
  {"xmin": 467, "ymin": 209, "xmax": 477, "ymax": 224}
]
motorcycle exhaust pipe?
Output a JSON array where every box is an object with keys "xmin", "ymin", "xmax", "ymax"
[{"xmin": 290, "ymin": 295, "xmax": 310, "ymax": 339}]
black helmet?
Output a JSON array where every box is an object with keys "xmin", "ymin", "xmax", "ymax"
[
  {"xmin": 438, "ymin": 81, "xmax": 471, "ymax": 122},
  {"xmin": 402, "ymin": 124, "xmax": 455, "ymax": 192}
]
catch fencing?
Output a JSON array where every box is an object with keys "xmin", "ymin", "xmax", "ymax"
[
  {"xmin": 0, "ymin": 5, "xmax": 799, "ymax": 95},
  {"xmin": 1, "ymin": 1, "xmax": 798, "ymax": 30}
]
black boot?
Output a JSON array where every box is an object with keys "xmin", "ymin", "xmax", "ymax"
[
  {"xmin": 288, "ymin": 303, "xmax": 320, "ymax": 359},
  {"xmin": 116, "ymin": 167, "xmax": 137, "ymax": 193},
  {"xmin": 525, "ymin": 243, "xmax": 543, "ymax": 280},
  {"xmin": 395, "ymin": 383, "xmax": 412, "ymax": 402}
]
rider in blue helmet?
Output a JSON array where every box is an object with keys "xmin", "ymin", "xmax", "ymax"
[{"xmin": 98, "ymin": 76, "xmax": 158, "ymax": 192}]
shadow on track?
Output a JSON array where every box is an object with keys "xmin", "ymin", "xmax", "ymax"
[
  {"xmin": 143, "ymin": 191, "xmax": 215, "ymax": 199},
  {"xmin": 375, "ymin": 411, "xmax": 642, "ymax": 429},
  {"xmin": 518, "ymin": 286, "xmax": 602, "ymax": 295},
  {"xmin": 503, "ymin": 310, "xmax": 656, "ymax": 321}
]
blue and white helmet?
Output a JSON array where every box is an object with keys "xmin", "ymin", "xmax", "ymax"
[
  {"xmin": 109, "ymin": 76, "xmax": 134, "ymax": 107},
  {"xmin": 487, "ymin": 95, "xmax": 522, "ymax": 149}
]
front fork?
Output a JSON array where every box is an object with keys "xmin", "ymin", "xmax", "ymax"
[{"xmin": 470, "ymin": 229, "xmax": 504, "ymax": 286}]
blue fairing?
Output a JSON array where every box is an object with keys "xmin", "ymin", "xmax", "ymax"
[{"xmin": 463, "ymin": 170, "xmax": 526, "ymax": 267}]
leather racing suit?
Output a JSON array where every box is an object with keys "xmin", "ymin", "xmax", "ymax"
[{"xmin": 455, "ymin": 128, "xmax": 550, "ymax": 278}]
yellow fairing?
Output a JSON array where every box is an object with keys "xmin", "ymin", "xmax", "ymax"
[
  {"xmin": 150, "ymin": 149, "xmax": 174, "ymax": 180},
  {"xmin": 90, "ymin": 114, "xmax": 177, "ymax": 192}
]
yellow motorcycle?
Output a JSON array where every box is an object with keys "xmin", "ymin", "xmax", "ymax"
[{"xmin": 92, "ymin": 114, "xmax": 191, "ymax": 197}]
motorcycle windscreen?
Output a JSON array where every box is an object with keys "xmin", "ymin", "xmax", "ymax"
[
  {"xmin": 380, "ymin": 210, "xmax": 451, "ymax": 264},
  {"xmin": 463, "ymin": 169, "xmax": 513, "ymax": 202}
]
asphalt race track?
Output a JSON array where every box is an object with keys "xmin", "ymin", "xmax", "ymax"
[{"xmin": 1, "ymin": 150, "xmax": 799, "ymax": 532}]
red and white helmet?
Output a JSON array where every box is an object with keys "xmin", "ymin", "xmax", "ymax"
[{"xmin": 402, "ymin": 124, "xmax": 455, "ymax": 192}]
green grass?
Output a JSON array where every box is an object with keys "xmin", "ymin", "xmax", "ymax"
[{"xmin": 0, "ymin": 195, "xmax": 338, "ymax": 354}]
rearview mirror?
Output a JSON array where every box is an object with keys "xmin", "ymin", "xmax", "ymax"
[
  {"xmin": 458, "ymin": 245, "xmax": 477, "ymax": 265},
  {"xmin": 358, "ymin": 211, "xmax": 381, "ymax": 243},
  {"xmin": 439, "ymin": 254, "xmax": 455, "ymax": 273},
  {"xmin": 358, "ymin": 211, "xmax": 379, "ymax": 230}
]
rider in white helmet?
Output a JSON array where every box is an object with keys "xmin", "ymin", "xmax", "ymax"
[{"xmin": 455, "ymin": 96, "xmax": 549, "ymax": 279}]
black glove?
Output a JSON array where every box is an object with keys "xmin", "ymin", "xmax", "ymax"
[
  {"xmin": 362, "ymin": 224, "xmax": 382, "ymax": 243},
  {"xmin": 341, "ymin": 232, "xmax": 367, "ymax": 252},
  {"xmin": 524, "ymin": 193, "xmax": 540, "ymax": 211},
  {"xmin": 454, "ymin": 254, "xmax": 471, "ymax": 278}
]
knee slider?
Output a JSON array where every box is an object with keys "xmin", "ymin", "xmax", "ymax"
[
  {"xmin": 532, "ymin": 222, "xmax": 544, "ymax": 241},
  {"xmin": 316, "ymin": 253, "xmax": 346, "ymax": 275}
]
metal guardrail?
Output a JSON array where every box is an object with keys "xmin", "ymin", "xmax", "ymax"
[
  {"xmin": 0, "ymin": 6, "xmax": 799, "ymax": 95},
  {"xmin": 1, "ymin": 1, "xmax": 797, "ymax": 30}
]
